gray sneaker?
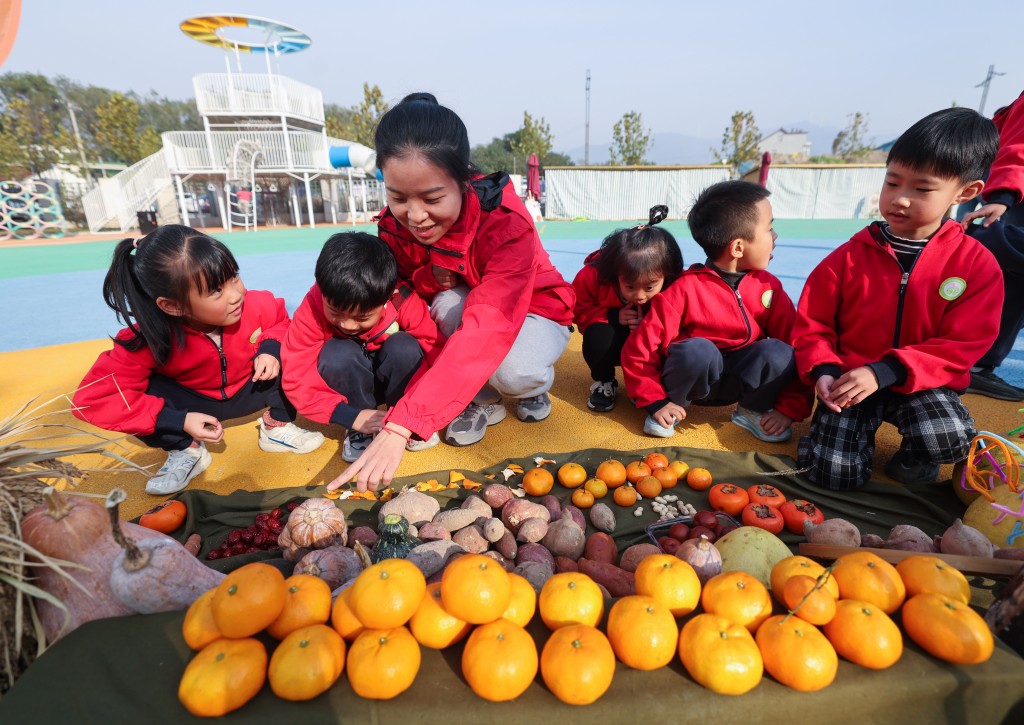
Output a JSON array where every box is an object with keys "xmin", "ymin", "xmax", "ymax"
[
  {"xmin": 342, "ymin": 431, "xmax": 374, "ymax": 463},
  {"xmin": 445, "ymin": 402, "xmax": 507, "ymax": 446},
  {"xmin": 145, "ymin": 444, "xmax": 211, "ymax": 495},
  {"xmin": 516, "ymin": 393, "xmax": 551, "ymax": 422}
]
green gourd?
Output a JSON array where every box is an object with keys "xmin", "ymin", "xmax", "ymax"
[{"xmin": 371, "ymin": 514, "xmax": 419, "ymax": 563}]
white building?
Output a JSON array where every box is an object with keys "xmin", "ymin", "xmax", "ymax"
[{"xmin": 759, "ymin": 128, "xmax": 812, "ymax": 163}]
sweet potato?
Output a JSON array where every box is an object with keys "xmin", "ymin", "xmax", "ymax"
[
  {"xmin": 480, "ymin": 518, "xmax": 505, "ymax": 543},
  {"xmin": 515, "ymin": 542, "xmax": 556, "ymax": 573},
  {"xmin": 804, "ymin": 518, "xmax": 861, "ymax": 548},
  {"xmin": 460, "ymin": 494, "xmax": 492, "ymax": 517},
  {"xmin": 578, "ymin": 558, "xmax": 635, "ymax": 597},
  {"xmin": 541, "ymin": 518, "xmax": 586, "ymax": 560},
  {"xmin": 940, "ymin": 518, "xmax": 995, "ymax": 557},
  {"xmin": 416, "ymin": 522, "xmax": 451, "ymax": 541},
  {"xmin": 589, "ymin": 503, "xmax": 616, "ymax": 534},
  {"xmin": 886, "ymin": 524, "xmax": 936, "ymax": 552},
  {"xmin": 433, "ymin": 507, "xmax": 482, "ymax": 533},
  {"xmin": 539, "ymin": 495, "xmax": 563, "ymax": 522},
  {"xmin": 516, "ymin": 518, "xmax": 549, "ymax": 544},
  {"xmin": 481, "ymin": 483, "xmax": 516, "ymax": 510},
  {"xmin": 560, "ymin": 505, "xmax": 586, "ymax": 531},
  {"xmin": 619, "ymin": 543, "xmax": 661, "ymax": 572},
  {"xmin": 452, "ymin": 524, "xmax": 489, "ymax": 554},
  {"xmin": 483, "ymin": 550, "xmax": 514, "ymax": 571},
  {"xmin": 349, "ymin": 526, "xmax": 379, "ymax": 548},
  {"xmin": 406, "ymin": 540, "xmax": 464, "ymax": 578},
  {"xmin": 494, "ymin": 528, "xmax": 518, "ymax": 561},
  {"xmin": 584, "ymin": 532, "xmax": 618, "ymax": 565},
  {"xmin": 555, "ymin": 556, "xmax": 579, "ymax": 573},
  {"xmin": 515, "ymin": 561, "xmax": 554, "ymax": 593},
  {"xmin": 501, "ymin": 499, "xmax": 551, "ymax": 533},
  {"xmin": 995, "ymin": 548, "xmax": 1024, "ymax": 560},
  {"xmin": 379, "ymin": 489, "xmax": 440, "ymax": 527}
]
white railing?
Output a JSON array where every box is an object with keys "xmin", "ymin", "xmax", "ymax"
[
  {"xmin": 82, "ymin": 151, "xmax": 172, "ymax": 232},
  {"xmin": 163, "ymin": 130, "xmax": 333, "ymax": 173},
  {"xmin": 193, "ymin": 73, "xmax": 324, "ymax": 124}
]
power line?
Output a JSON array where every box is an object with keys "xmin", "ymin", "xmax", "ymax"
[{"xmin": 975, "ymin": 64, "xmax": 1006, "ymax": 117}]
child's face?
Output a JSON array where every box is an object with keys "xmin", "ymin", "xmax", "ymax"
[
  {"xmin": 880, "ymin": 162, "xmax": 975, "ymax": 239},
  {"xmin": 737, "ymin": 198, "xmax": 778, "ymax": 272},
  {"xmin": 382, "ymin": 152, "xmax": 463, "ymax": 246},
  {"xmin": 618, "ymin": 274, "xmax": 665, "ymax": 306},
  {"xmin": 323, "ymin": 297, "xmax": 385, "ymax": 336},
  {"xmin": 183, "ymin": 276, "xmax": 246, "ymax": 331}
]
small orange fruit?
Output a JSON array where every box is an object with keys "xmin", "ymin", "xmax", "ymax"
[
  {"xmin": 686, "ymin": 467, "xmax": 714, "ymax": 491},
  {"xmin": 653, "ymin": 467, "xmax": 678, "ymax": 489},
  {"xmin": 539, "ymin": 572, "xmax": 604, "ymax": 629},
  {"xmin": 896, "ymin": 555, "xmax": 971, "ymax": 605},
  {"xmin": 178, "ymin": 637, "xmax": 267, "ymax": 717},
  {"xmin": 583, "ymin": 477, "xmax": 608, "ymax": 499},
  {"xmin": 832, "ymin": 551, "xmax": 905, "ymax": 614},
  {"xmin": 756, "ymin": 614, "xmax": 838, "ymax": 691},
  {"xmin": 596, "ymin": 459, "xmax": 628, "ymax": 489},
  {"xmin": 211, "ymin": 562, "xmax": 287, "ymax": 638},
  {"xmin": 540, "ymin": 624, "xmax": 616, "ymax": 705},
  {"xmin": 634, "ymin": 554, "xmax": 701, "ymax": 617},
  {"xmin": 441, "ymin": 553, "xmax": 512, "ymax": 625},
  {"xmin": 823, "ymin": 599, "xmax": 903, "ymax": 669},
  {"xmin": 267, "ymin": 574, "xmax": 333, "ymax": 640},
  {"xmin": 606, "ymin": 595, "xmax": 678, "ymax": 670},
  {"xmin": 409, "ymin": 582, "xmax": 472, "ymax": 649},
  {"xmin": 557, "ymin": 462, "xmax": 588, "ymax": 488},
  {"xmin": 350, "ymin": 558, "xmax": 427, "ymax": 629},
  {"xmin": 501, "ymin": 573, "xmax": 538, "ymax": 627},
  {"xmin": 901, "ymin": 592, "xmax": 994, "ymax": 665},
  {"xmin": 668, "ymin": 460, "xmax": 690, "ymax": 481},
  {"xmin": 625, "ymin": 460, "xmax": 652, "ymax": 484},
  {"xmin": 612, "ymin": 485, "xmax": 638, "ymax": 507},
  {"xmin": 701, "ymin": 571, "xmax": 773, "ymax": 632},
  {"xmin": 679, "ymin": 613, "xmax": 763, "ymax": 695},
  {"xmin": 523, "ymin": 467, "xmax": 555, "ymax": 496},
  {"xmin": 330, "ymin": 586, "xmax": 365, "ymax": 641},
  {"xmin": 635, "ymin": 475, "xmax": 663, "ymax": 499},
  {"xmin": 346, "ymin": 626, "xmax": 421, "ymax": 699},
  {"xmin": 571, "ymin": 488, "xmax": 595, "ymax": 509},
  {"xmin": 462, "ymin": 618, "xmax": 539, "ymax": 702},
  {"xmin": 643, "ymin": 452, "xmax": 670, "ymax": 471},
  {"xmin": 782, "ymin": 575, "xmax": 837, "ymax": 626},
  {"xmin": 182, "ymin": 588, "xmax": 222, "ymax": 651},
  {"xmin": 770, "ymin": 556, "xmax": 840, "ymax": 602},
  {"xmin": 268, "ymin": 624, "xmax": 346, "ymax": 701}
]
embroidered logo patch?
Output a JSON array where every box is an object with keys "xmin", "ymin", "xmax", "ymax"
[
  {"xmin": 761, "ymin": 290, "xmax": 774, "ymax": 309},
  {"xmin": 385, "ymin": 321, "xmax": 400, "ymax": 335},
  {"xmin": 938, "ymin": 277, "xmax": 966, "ymax": 301},
  {"xmin": 249, "ymin": 327, "xmax": 262, "ymax": 344}
]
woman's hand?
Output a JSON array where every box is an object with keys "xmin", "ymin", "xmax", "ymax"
[
  {"xmin": 184, "ymin": 412, "xmax": 224, "ymax": 443},
  {"xmin": 252, "ymin": 354, "xmax": 281, "ymax": 381},
  {"xmin": 352, "ymin": 409, "xmax": 385, "ymax": 434},
  {"xmin": 327, "ymin": 428, "xmax": 407, "ymax": 492}
]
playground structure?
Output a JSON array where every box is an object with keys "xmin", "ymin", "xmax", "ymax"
[
  {"xmin": 82, "ymin": 14, "xmax": 382, "ymax": 234},
  {"xmin": 0, "ymin": 179, "xmax": 67, "ymax": 241}
]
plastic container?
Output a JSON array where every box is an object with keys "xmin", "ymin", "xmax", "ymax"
[{"xmin": 646, "ymin": 512, "xmax": 739, "ymax": 549}]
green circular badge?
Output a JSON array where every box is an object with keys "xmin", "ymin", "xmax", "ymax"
[
  {"xmin": 761, "ymin": 290, "xmax": 774, "ymax": 309},
  {"xmin": 938, "ymin": 277, "xmax": 966, "ymax": 301}
]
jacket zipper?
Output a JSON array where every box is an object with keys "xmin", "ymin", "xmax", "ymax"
[
  {"xmin": 203, "ymin": 333, "xmax": 229, "ymax": 400},
  {"xmin": 732, "ymin": 289, "xmax": 753, "ymax": 349}
]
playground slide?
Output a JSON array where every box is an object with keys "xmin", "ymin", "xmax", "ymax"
[{"xmin": 328, "ymin": 143, "xmax": 382, "ymax": 179}]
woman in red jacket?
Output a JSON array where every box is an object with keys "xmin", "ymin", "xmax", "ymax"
[
  {"xmin": 73, "ymin": 225, "xmax": 323, "ymax": 495},
  {"xmin": 331, "ymin": 93, "xmax": 575, "ymax": 491}
]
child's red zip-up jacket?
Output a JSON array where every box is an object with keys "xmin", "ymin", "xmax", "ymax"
[
  {"xmin": 572, "ymin": 250, "xmax": 627, "ymax": 330},
  {"xmin": 621, "ymin": 264, "xmax": 810, "ymax": 421},
  {"xmin": 793, "ymin": 220, "xmax": 1003, "ymax": 393},
  {"xmin": 72, "ymin": 289, "xmax": 289, "ymax": 436},
  {"xmin": 982, "ymin": 91, "xmax": 1024, "ymax": 209},
  {"xmin": 281, "ymin": 282, "xmax": 444, "ymax": 426},
  {"xmin": 375, "ymin": 172, "xmax": 575, "ymax": 439}
]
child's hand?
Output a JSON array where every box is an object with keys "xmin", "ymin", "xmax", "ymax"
[
  {"xmin": 432, "ymin": 265, "xmax": 460, "ymax": 289},
  {"xmin": 252, "ymin": 353, "xmax": 280, "ymax": 381},
  {"xmin": 353, "ymin": 409, "xmax": 385, "ymax": 435},
  {"xmin": 653, "ymin": 402, "xmax": 686, "ymax": 428},
  {"xmin": 619, "ymin": 305, "xmax": 641, "ymax": 330},
  {"xmin": 328, "ymin": 432, "xmax": 406, "ymax": 492},
  {"xmin": 815, "ymin": 375, "xmax": 843, "ymax": 413},
  {"xmin": 829, "ymin": 366, "xmax": 879, "ymax": 409},
  {"xmin": 184, "ymin": 412, "xmax": 224, "ymax": 443},
  {"xmin": 759, "ymin": 409, "xmax": 793, "ymax": 436},
  {"xmin": 962, "ymin": 203, "xmax": 1008, "ymax": 229}
]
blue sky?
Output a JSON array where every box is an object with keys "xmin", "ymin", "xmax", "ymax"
[{"xmin": 4, "ymin": 1, "xmax": 1021, "ymax": 157}]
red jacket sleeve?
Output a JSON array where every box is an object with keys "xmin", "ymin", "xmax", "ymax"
[
  {"xmin": 794, "ymin": 256, "xmax": 846, "ymax": 385},
  {"xmin": 621, "ymin": 285, "xmax": 684, "ymax": 408},
  {"xmin": 984, "ymin": 92, "xmax": 1024, "ymax": 207},
  {"xmin": 72, "ymin": 332, "xmax": 165, "ymax": 435},
  {"xmin": 281, "ymin": 288, "xmax": 349, "ymax": 425},
  {"xmin": 255, "ymin": 291, "xmax": 291, "ymax": 345},
  {"xmin": 572, "ymin": 264, "xmax": 613, "ymax": 331}
]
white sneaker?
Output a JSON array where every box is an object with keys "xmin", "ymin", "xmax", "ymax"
[
  {"xmin": 258, "ymin": 419, "xmax": 325, "ymax": 454},
  {"xmin": 643, "ymin": 415, "xmax": 677, "ymax": 438},
  {"xmin": 145, "ymin": 444, "xmax": 211, "ymax": 495},
  {"xmin": 342, "ymin": 431, "xmax": 374, "ymax": 463},
  {"xmin": 405, "ymin": 431, "xmax": 440, "ymax": 452}
]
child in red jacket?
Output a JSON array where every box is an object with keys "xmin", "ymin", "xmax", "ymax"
[
  {"xmin": 73, "ymin": 225, "xmax": 324, "ymax": 496},
  {"xmin": 794, "ymin": 108, "xmax": 1002, "ymax": 489},
  {"xmin": 572, "ymin": 205, "xmax": 684, "ymax": 412},
  {"xmin": 622, "ymin": 181, "xmax": 809, "ymax": 442},
  {"xmin": 282, "ymin": 232, "xmax": 444, "ymax": 462}
]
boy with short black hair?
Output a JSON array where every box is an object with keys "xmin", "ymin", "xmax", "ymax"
[
  {"xmin": 282, "ymin": 232, "xmax": 445, "ymax": 462},
  {"xmin": 622, "ymin": 180, "xmax": 810, "ymax": 441},
  {"xmin": 794, "ymin": 107, "xmax": 1003, "ymax": 489}
]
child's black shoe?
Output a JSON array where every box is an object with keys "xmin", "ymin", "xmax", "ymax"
[
  {"xmin": 884, "ymin": 450, "xmax": 940, "ymax": 484},
  {"xmin": 587, "ymin": 380, "xmax": 617, "ymax": 412}
]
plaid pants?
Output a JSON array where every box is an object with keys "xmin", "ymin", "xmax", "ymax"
[{"xmin": 797, "ymin": 387, "xmax": 975, "ymax": 491}]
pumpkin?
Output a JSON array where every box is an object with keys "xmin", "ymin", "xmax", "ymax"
[
  {"xmin": 294, "ymin": 546, "xmax": 364, "ymax": 590},
  {"xmin": 283, "ymin": 498, "xmax": 348, "ymax": 549},
  {"xmin": 675, "ymin": 535, "xmax": 723, "ymax": 584},
  {"xmin": 371, "ymin": 514, "xmax": 419, "ymax": 563}
]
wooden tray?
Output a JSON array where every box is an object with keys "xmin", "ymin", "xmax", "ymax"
[{"xmin": 798, "ymin": 543, "xmax": 1023, "ymax": 578}]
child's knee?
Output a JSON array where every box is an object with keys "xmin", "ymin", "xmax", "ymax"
[
  {"xmin": 491, "ymin": 365, "xmax": 551, "ymax": 398},
  {"xmin": 760, "ymin": 338, "xmax": 796, "ymax": 375}
]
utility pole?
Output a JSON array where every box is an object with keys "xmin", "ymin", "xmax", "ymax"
[
  {"xmin": 976, "ymin": 64, "xmax": 1006, "ymax": 116},
  {"xmin": 62, "ymin": 93, "xmax": 92, "ymax": 186},
  {"xmin": 584, "ymin": 69, "xmax": 591, "ymax": 166}
]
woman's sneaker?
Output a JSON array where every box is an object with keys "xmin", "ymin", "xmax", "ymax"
[
  {"xmin": 517, "ymin": 393, "xmax": 552, "ymax": 422},
  {"xmin": 145, "ymin": 444, "xmax": 211, "ymax": 495},
  {"xmin": 258, "ymin": 420, "xmax": 326, "ymax": 454},
  {"xmin": 446, "ymin": 401, "xmax": 507, "ymax": 446},
  {"xmin": 587, "ymin": 380, "xmax": 617, "ymax": 412},
  {"xmin": 643, "ymin": 415, "xmax": 677, "ymax": 438},
  {"xmin": 731, "ymin": 406, "xmax": 792, "ymax": 443},
  {"xmin": 342, "ymin": 431, "xmax": 374, "ymax": 463},
  {"xmin": 406, "ymin": 431, "xmax": 440, "ymax": 452}
]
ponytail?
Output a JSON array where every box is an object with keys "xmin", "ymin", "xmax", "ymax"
[{"xmin": 594, "ymin": 205, "xmax": 684, "ymax": 285}]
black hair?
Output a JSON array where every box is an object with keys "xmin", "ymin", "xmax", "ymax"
[
  {"xmin": 374, "ymin": 92, "xmax": 478, "ymax": 186},
  {"xmin": 687, "ymin": 181, "xmax": 771, "ymax": 259},
  {"xmin": 594, "ymin": 205, "xmax": 684, "ymax": 285},
  {"xmin": 887, "ymin": 107, "xmax": 999, "ymax": 183},
  {"xmin": 103, "ymin": 224, "xmax": 239, "ymax": 365},
  {"xmin": 315, "ymin": 232, "xmax": 398, "ymax": 312}
]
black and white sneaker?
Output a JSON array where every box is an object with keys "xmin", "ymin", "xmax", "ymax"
[
  {"xmin": 966, "ymin": 367, "xmax": 1024, "ymax": 402},
  {"xmin": 587, "ymin": 380, "xmax": 618, "ymax": 412},
  {"xmin": 884, "ymin": 450, "xmax": 940, "ymax": 484}
]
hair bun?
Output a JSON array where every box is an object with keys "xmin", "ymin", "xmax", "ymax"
[
  {"xmin": 648, "ymin": 205, "xmax": 669, "ymax": 226},
  {"xmin": 400, "ymin": 92, "xmax": 438, "ymax": 105}
]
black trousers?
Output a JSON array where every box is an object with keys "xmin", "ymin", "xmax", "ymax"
[
  {"xmin": 317, "ymin": 332, "xmax": 423, "ymax": 412},
  {"xmin": 581, "ymin": 321, "xmax": 631, "ymax": 382},
  {"xmin": 971, "ymin": 203, "xmax": 1024, "ymax": 369},
  {"xmin": 137, "ymin": 373, "xmax": 296, "ymax": 451}
]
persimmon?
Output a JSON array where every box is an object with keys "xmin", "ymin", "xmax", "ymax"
[
  {"xmin": 350, "ymin": 558, "xmax": 427, "ymax": 629},
  {"xmin": 823, "ymin": 599, "xmax": 903, "ymax": 669},
  {"xmin": 182, "ymin": 589, "xmax": 222, "ymax": 651},
  {"xmin": 557, "ymin": 462, "xmax": 587, "ymax": 489},
  {"xmin": 741, "ymin": 502, "xmax": 785, "ymax": 534},
  {"xmin": 596, "ymin": 459, "xmax": 628, "ymax": 489},
  {"xmin": 634, "ymin": 554, "xmax": 701, "ymax": 617},
  {"xmin": 679, "ymin": 613, "xmax": 763, "ymax": 695},
  {"xmin": 501, "ymin": 573, "xmax": 538, "ymax": 627},
  {"xmin": 583, "ymin": 477, "xmax": 608, "ymax": 499},
  {"xmin": 462, "ymin": 618, "xmax": 539, "ymax": 702},
  {"xmin": 756, "ymin": 615, "xmax": 838, "ymax": 691},
  {"xmin": 782, "ymin": 575, "xmax": 837, "ymax": 626},
  {"xmin": 409, "ymin": 582, "xmax": 472, "ymax": 649},
  {"xmin": 267, "ymin": 574, "xmax": 333, "ymax": 640},
  {"xmin": 571, "ymin": 488, "xmax": 595, "ymax": 509},
  {"xmin": 831, "ymin": 551, "xmax": 905, "ymax": 614},
  {"xmin": 895, "ymin": 555, "xmax": 971, "ymax": 605},
  {"xmin": 901, "ymin": 592, "xmax": 994, "ymax": 665},
  {"xmin": 686, "ymin": 467, "xmax": 714, "ymax": 491},
  {"xmin": 770, "ymin": 556, "xmax": 839, "ymax": 602},
  {"xmin": 539, "ymin": 572, "xmax": 604, "ymax": 629},
  {"xmin": 653, "ymin": 467, "xmax": 679, "ymax": 489},
  {"xmin": 746, "ymin": 483, "xmax": 787, "ymax": 510},
  {"xmin": 643, "ymin": 452, "xmax": 670, "ymax": 471},
  {"xmin": 779, "ymin": 499, "xmax": 825, "ymax": 535},
  {"xmin": 523, "ymin": 468, "xmax": 555, "ymax": 496},
  {"xmin": 178, "ymin": 637, "xmax": 267, "ymax": 717},
  {"xmin": 625, "ymin": 460, "xmax": 652, "ymax": 484},
  {"xmin": 635, "ymin": 475, "xmax": 662, "ymax": 499},
  {"xmin": 606, "ymin": 595, "xmax": 678, "ymax": 670},
  {"xmin": 441, "ymin": 553, "xmax": 512, "ymax": 624},
  {"xmin": 708, "ymin": 483, "xmax": 749, "ymax": 517},
  {"xmin": 330, "ymin": 586, "xmax": 365, "ymax": 641},
  {"xmin": 268, "ymin": 624, "xmax": 346, "ymax": 701},
  {"xmin": 612, "ymin": 485, "xmax": 638, "ymax": 507},
  {"xmin": 540, "ymin": 624, "xmax": 616, "ymax": 705},
  {"xmin": 700, "ymin": 571, "xmax": 773, "ymax": 632},
  {"xmin": 346, "ymin": 626, "xmax": 421, "ymax": 699},
  {"xmin": 211, "ymin": 562, "xmax": 287, "ymax": 638},
  {"xmin": 139, "ymin": 499, "xmax": 187, "ymax": 533}
]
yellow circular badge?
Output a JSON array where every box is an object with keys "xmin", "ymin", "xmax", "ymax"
[
  {"xmin": 761, "ymin": 290, "xmax": 774, "ymax": 309},
  {"xmin": 938, "ymin": 277, "xmax": 966, "ymax": 301}
]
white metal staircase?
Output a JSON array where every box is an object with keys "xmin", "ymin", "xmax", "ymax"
[{"xmin": 82, "ymin": 150, "xmax": 178, "ymax": 233}]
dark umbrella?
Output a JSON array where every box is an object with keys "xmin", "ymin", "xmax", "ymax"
[
  {"xmin": 758, "ymin": 151, "xmax": 772, "ymax": 187},
  {"xmin": 527, "ymin": 153, "xmax": 541, "ymax": 201}
]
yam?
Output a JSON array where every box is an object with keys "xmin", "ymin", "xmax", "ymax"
[
  {"xmin": 379, "ymin": 490, "xmax": 439, "ymax": 527},
  {"xmin": 433, "ymin": 507, "xmax": 483, "ymax": 533},
  {"xmin": 560, "ymin": 505, "xmax": 586, "ymax": 531},
  {"xmin": 406, "ymin": 540, "xmax": 465, "ymax": 578},
  {"xmin": 514, "ymin": 561, "xmax": 554, "ymax": 593},
  {"xmin": 460, "ymin": 494, "xmax": 492, "ymax": 517},
  {"xmin": 589, "ymin": 503, "xmax": 616, "ymax": 534},
  {"xmin": 584, "ymin": 532, "xmax": 619, "ymax": 565},
  {"xmin": 578, "ymin": 558, "xmax": 635, "ymax": 598},
  {"xmin": 555, "ymin": 556, "xmax": 579, "ymax": 573},
  {"xmin": 482, "ymin": 483, "xmax": 516, "ymax": 510},
  {"xmin": 516, "ymin": 518, "xmax": 549, "ymax": 544},
  {"xmin": 452, "ymin": 524, "xmax": 489, "ymax": 554},
  {"xmin": 515, "ymin": 543, "xmax": 556, "ymax": 573},
  {"xmin": 619, "ymin": 543, "xmax": 661, "ymax": 572},
  {"xmin": 541, "ymin": 518, "xmax": 586, "ymax": 560},
  {"xmin": 501, "ymin": 499, "xmax": 551, "ymax": 533}
]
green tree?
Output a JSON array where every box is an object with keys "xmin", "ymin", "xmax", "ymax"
[
  {"xmin": 609, "ymin": 111, "xmax": 652, "ymax": 165},
  {"xmin": 509, "ymin": 111, "xmax": 554, "ymax": 167},
  {"xmin": 471, "ymin": 133, "xmax": 517, "ymax": 174},
  {"xmin": 92, "ymin": 92, "xmax": 148, "ymax": 164},
  {"xmin": 324, "ymin": 103, "xmax": 357, "ymax": 140},
  {"xmin": 345, "ymin": 83, "xmax": 389, "ymax": 146},
  {"xmin": 831, "ymin": 112, "xmax": 873, "ymax": 162},
  {"xmin": 0, "ymin": 97, "xmax": 70, "ymax": 178},
  {"xmin": 712, "ymin": 110, "xmax": 760, "ymax": 171}
]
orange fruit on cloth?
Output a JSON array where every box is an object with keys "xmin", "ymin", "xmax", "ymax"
[
  {"xmin": 686, "ymin": 467, "xmax": 714, "ymax": 491},
  {"xmin": 668, "ymin": 460, "xmax": 690, "ymax": 481},
  {"xmin": 330, "ymin": 586, "xmax": 365, "ymax": 641},
  {"xmin": 701, "ymin": 570, "xmax": 773, "ymax": 632},
  {"xmin": 643, "ymin": 452, "xmax": 670, "ymax": 471},
  {"xmin": 783, "ymin": 575, "xmax": 837, "ymax": 626},
  {"xmin": 441, "ymin": 553, "xmax": 512, "ymax": 624},
  {"xmin": 178, "ymin": 637, "xmax": 267, "ymax": 717},
  {"xmin": 756, "ymin": 614, "xmax": 838, "ymax": 691},
  {"xmin": 584, "ymin": 477, "xmax": 609, "ymax": 499},
  {"xmin": 634, "ymin": 554, "xmax": 701, "ymax": 617},
  {"xmin": 268, "ymin": 624, "xmax": 346, "ymax": 701},
  {"xmin": 409, "ymin": 582, "xmax": 472, "ymax": 649},
  {"xmin": 606, "ymin": 595, "xmax": 678, "ymax": 670},
  {"xmin": 823, "ymin": 599, "xmax": 903, "ymax": 670},
  {"xmin": 831, "ymin": 551, "xmax": 905, "ymax": 614},
  {"xmin": 557, "ymin": 462, "xmax": 588, "ymax": 489},
  {"xmin": 540, "ymin": 624, "xmax": 616, "ymax": 705},
  {"xmin": 211, "ymin": 562, "xmax": 286, "ymax": 638},
  {"xmin": 571, "ymin": 488, "xmax": 595, "ymax": 509},
  {"xmin": 523, "ymin": 467, "xmax": 555, "ymax": 496},
  {"xmin": 182, "ymin": 588, "xmax": 222, "ymax": 651},
  {"xmin": 653, "ymin": 467, "xmax": 679, "ymax": 489},
  {"xmin": 350, "ymin": 558, "xmax": 426, "ymax": 629},
  {"xmin": 267, "ymin": 574, "xmax": 333, "ymax": 640},
  {"xmin": 539, "ymin": 572, "xmax": 604, "ymax": 629},
  {"xmin": 770, "ymin": 556, "xmax": 840, "ymax": 602},
  {"xmin": 346, "ymin": 626, "xmax": 421, "ymax": 699},
  {"xmin": 462, "ymin": 618, "xmax": 539, "ymax": 702},
  {"xmin": 635, "ymin": 475, "xmax": 663, "ymax": 500},
  {"xmin": 625, "ymin": 460, "xmax": 652, "ymax": 484},
  {"xmin": 896, "ymin": 555, "xmax": 971, "ymax": 605},
  {"xmin": 679, "ymin": 613, "xmax": 763, "ymax": 695},
  {"xmin": 596, "ymin": 459, "xmax": 628, "ymax": 489},
  {"xmin": 501, "ymin": 573, "xmax": 538, "ymax": 627},
  {"xmin": 612, "ymin": 485, "xmax": 638, "ymax": 507},
  {"xmin": 901, "ymin": 592, "xmax": 994, "ymax": 665}
]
